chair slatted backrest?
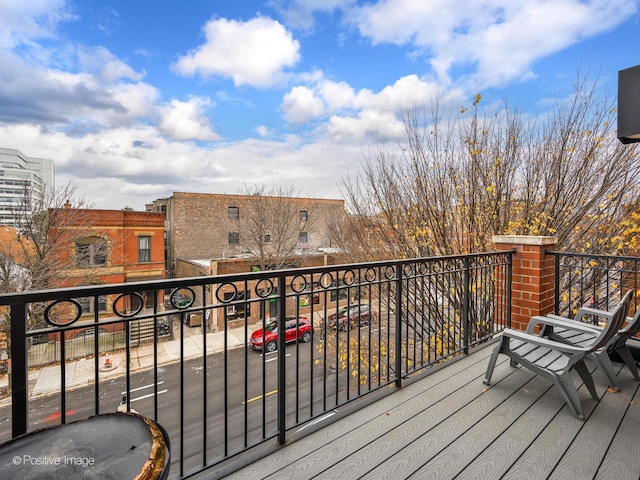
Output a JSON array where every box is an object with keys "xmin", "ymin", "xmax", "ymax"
[
  {"xmin": 610, "ymin": 294, "xmax": 640, "ymax": 350},
  {"xmin": 587, "ymin": 290, "xmax": 633, "ymax": 353}
]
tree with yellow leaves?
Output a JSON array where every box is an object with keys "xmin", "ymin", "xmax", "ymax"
[
  {"xmin": 325, "ymin": 71, "xmax": 640, "ymax": 377},
  {"xmin": 336, "ymin": 72, "xmax": 639, "ymax": 259}
]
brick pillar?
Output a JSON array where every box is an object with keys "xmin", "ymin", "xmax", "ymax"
[{"xmin": 492, "ymin": 235, "xmax": 557, "ymax": 332}]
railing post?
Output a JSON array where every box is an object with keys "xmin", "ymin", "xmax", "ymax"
[
  {"xmin": 554, "ymin": 254, "xmax": 560, "ymax": 315},
  {"xmin": 395, "ymin": 264, "xmax": 403, "ymax": 389},
  {"xmin": 10, "ymin": 303, "xmax": 28, "ymax": 437},
  {"xmin": 277, "ymin": 274, "xmax": 287, "ymax": 445},
  {"xmin": 507, "ymin": 253, "xmax": 513, "ymax": 329},
  {"xmin": 492, "ymin": 235, "xmax": 557, "ymax": 331},
  {"xmin": 463, "ymin": 257, "xmax": 470, "ymax": 354}
]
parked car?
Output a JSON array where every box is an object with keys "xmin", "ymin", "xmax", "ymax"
[
  {"xmin": 250, "ymin": 316, "xmax": 313, "ymax": 352},
  {"xmin": 328, "ymin": 304, "xmax": 372, "ymax": 330}
]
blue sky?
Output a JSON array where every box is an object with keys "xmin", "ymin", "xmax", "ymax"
[{"xmin": 1, "ymin": 0, "xmax": 639, "ymax": 210}]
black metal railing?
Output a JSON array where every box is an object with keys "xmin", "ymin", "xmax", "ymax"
[
  {"xmin": 0, "ymin": 252, "xmax": 512, "ymax": 478},
  {"xmin": 552, "ymin": 252, "xmax": 640, "ymax": 319}
]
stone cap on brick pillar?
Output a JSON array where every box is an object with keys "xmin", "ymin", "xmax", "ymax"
[
  {"xmin": 491, "ymin": 235, "xmax": 558, "ymax": 249},
  {"xmin": 492, "ymin": 235, "xmax": 557, "ymax": 331}
]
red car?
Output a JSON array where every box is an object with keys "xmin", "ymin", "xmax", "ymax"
[{"xmin": 250, "ymin": 316, "xmax": 313, "ymax": 352}]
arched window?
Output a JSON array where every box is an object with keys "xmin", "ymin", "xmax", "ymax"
[{"xmin": 76, "ymin": 236, "xmax": 107, "ymax": 267}]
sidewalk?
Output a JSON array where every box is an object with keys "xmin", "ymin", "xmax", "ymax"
[{"xmin": 0, "ymin": 323, "xmax": 262, "ymax": 406}]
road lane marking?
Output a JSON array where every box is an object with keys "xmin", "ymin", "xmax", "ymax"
[
  {"xmin": 264, "ymin": 353, "xmax": 291, "ymax": 363},
  {"xmin": 122, "ymin": 381, "xmax": 165, "ymax": 395},
  {"xmin": 297, "ymin": 410, "xmax": 338, "ymax": 432},
  {"xmin": 243, "ymin": 389, "xmax": 277, "ymax": 404},
  {"xmin": 129, "ymin": 390, "xmax": 168, "ymax": 403}
]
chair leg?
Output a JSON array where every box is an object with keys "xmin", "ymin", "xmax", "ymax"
[
  {"xmin": 556, "ymin": 374, "xmax": 584, "ymax": 420},
  {"xmin": 592, "ymin": 351, "xmax": 620, "ymax": 391},
  {"xmin": 483, "ymin": 342, "xmax": 502, "ymax": 385},
  {"xmin": 574, "ymin": 360, "xmax": 599, "ymax": 401},
  {"xmin": 616, "ymin": 346, "xmax": 640, "ymax": 381}
]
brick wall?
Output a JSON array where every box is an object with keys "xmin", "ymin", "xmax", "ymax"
[
  {"xmin": 49, "ymin": 208, "xmax": 165, "ymax": 287},
  {"xmin": 493, "ymin": 235, "xmax": 557, "ymax": 331},
  {"xmin": 151, "ymin": 192, "xmax": 345, "ymax": 274}
]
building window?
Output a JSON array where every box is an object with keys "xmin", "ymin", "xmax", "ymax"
[
  {"xmin": 77, "ymin": 295, "xmax": 107, "ymax": 314},
  {"xmin": 76, "ymin": 236, "xmax": 107, "ymax": 267},
  {"xmin": 224, "ymin": 290, "xmax": 250, "ymax": 320},
  {"xmin": 300, "ymin": 210, "xmax": 308, "ymax": 221},
  {"xmin": 228, "ymin": 206, "xmax": 239, "ymax": 219},
  {"xmin": 299, "ymin": 232, "xmax": 308, "ymax": 243},
  {"xmin": 229, "ymin": 232, "xmax": 240, "ymax": 244},
  {"xmin": 264, "ymin": 234, "xmax": 271, "ymax": 243},
  {"xmin": 138, "ymin": 235, "xmax": 151, "ymax": 263}
]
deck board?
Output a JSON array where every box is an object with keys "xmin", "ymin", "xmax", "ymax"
[
  {"xmin": 550, "ymin": 366, "xmax": 639, "ymax": 480},
  {"xmin": 217, "ymin": 343, "xmax": 640, "ymax": 480},
  {"xmin": 224, "ymin": 346, "xmax": 496, "ymax": 480},
  {"xmin": 596, "ymin": 378, "xmax": 640, "ymax": 480}
]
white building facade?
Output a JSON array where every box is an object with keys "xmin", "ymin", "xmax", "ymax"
[{"xmin": 0, "ymin": 148, "xmax": 55, "ymax": 228}]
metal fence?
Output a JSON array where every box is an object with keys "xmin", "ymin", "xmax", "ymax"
[
  {"xmin": 0, "ymin": 252, "xmax": 512, "ymax": 478},
  {"xmin": 552, "ymin": 252, "xmax": 640, "ymax": 319}
]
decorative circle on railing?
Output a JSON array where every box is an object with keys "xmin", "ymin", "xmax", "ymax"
[
  {"xmin": 170, "ymin": 287, "xmax": 195, "ymax": 309},
  {"xmin": 364, "ymin": 268, "xmax": 377, "ymax": 282},
  {"xmin": 256, "ymin": 278, "xmax": 276, "ymax": 297},
  {"xmin": 44, "ymin": 299, "xmax": 82, "ymax": 327},
  {"xmin": 342, "ymin": 270, "xmax": 356, "ymax": 286},
  {"xmin": 403, "ymin": 264, "xmax": 416, "ymax": 277},
  {"xmin": 561, "ymin": 256, "xmax": 581, "ymax": 268},
  {"xmin": 112, "ymin": 292, "xmax": 145, "ymax": 318},
  {"xmin": 215, "ymin": 283, "xmax": 237, "ymax": 303},
  {"xmin": 418, "ymin": 262, "xmax": 429, "ymax": 275},
  {"xmin": 318, "ymin": 272, "xmax": 334, "ymax": 289},
  {"xmin": 384, "ymin": 266, "xmax": 395, "ymax": 280},
  {"xmin": 447, "ymin": 260, "xmax": 459, "ymax": 272},
  {"xmin": 473, "ymin": 257, "xmax": 486, "ymax": 268},
  {"xmin": 289, "ymin": 275, "xmax": 308, "ymax": 294}
]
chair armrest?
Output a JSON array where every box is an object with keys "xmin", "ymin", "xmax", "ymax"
[
  {"xmin": 502, "ymin": 328, "xmax": 590, "ymax": 355},
  {"xmin": 527, "ymin": 315, "xmax": 602, "ymax": 334},
  {"xmin": 573, "ymin": 306, "xmax": 614, "ymax": 323}
]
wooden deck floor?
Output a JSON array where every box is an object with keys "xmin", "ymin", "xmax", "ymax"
[{"xmin": 213, "ymin": 341, "xmax": 640, "ymax": 480}]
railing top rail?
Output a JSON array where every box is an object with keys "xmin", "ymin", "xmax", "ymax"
[
  {"xmin": 550, "ymin": 251, "xmax": 640, "ymax": 263},
  {"xmin": 0, "ymin": 250, "xmax": 511, "ymax": 306}
]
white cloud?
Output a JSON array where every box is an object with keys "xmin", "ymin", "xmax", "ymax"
[
  {"xmin": 158, "ymin": 97, "xmax": 221, "ymax": 141},
  {"xmin": 109, "ymin": 82, "xmax": 160, "ymax": 120},
  {"xmin": 353, "ymin": 75, "xmax": 440, "ymax": 112},
  {"xmin": 351, "ymin": 0, "xmax": 639, "ymax": 88},
  {"xmin": 255, "ymin": 125, "xmax": 271, "ymax": 138},
  {"xmin": 0, "ymin": 0, "xmax": 74, "ymax": 48},
  {"xmin": 281, "ymin": 86, "xmax": 325, "ymax": 125},
  {"xmin": 172, "ymin": 16, "xmax": 301, "ymax": 88},
  {"xmin": 281, "ymin": 74, "xmax": 456, "ymax": 141},
  {"xmin": 77, "ymin": 46, "xmax": 143, "ymax": 84},
  {"xmin": 319, "ymin": 80, "xmax": 355, "ymax": 113},
  {"xmin": 0, "ymin": 121, "xmax": 357, "ymax": 210},
  {"xmin": 327, "ymin": 109, "xmax": 404, "ymax": 142}
]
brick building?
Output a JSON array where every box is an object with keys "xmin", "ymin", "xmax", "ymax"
[
  {"xmin": 175, "ymin": 252, "xmax": 346, "ymax": 331},
  {"xmin": 146, "ymin": 192, "xmax": 345, "ymax": 277},
  {"xmin": 48, "ymin": 207, "xmax": 165, "ymax": 322}
]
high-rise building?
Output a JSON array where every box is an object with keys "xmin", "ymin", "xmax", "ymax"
[{"xmin": 0, "ymin": 148, "xmax": 55, "ymax": 228}]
